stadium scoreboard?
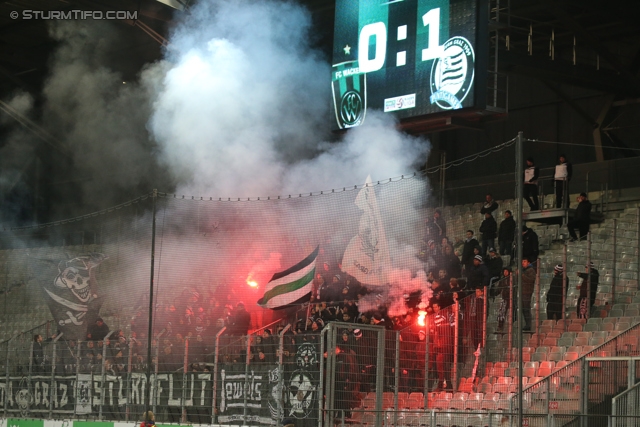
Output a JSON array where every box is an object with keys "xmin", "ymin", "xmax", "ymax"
[{"xmin": 331, "ymin": 0, "xmax": 488, "ymax": 130}]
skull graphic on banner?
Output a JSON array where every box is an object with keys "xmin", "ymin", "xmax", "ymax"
[{"xmin": 40, "ymin": 253, "xmax": 108, "ymax": 340}]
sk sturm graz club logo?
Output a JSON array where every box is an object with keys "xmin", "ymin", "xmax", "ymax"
[
  {"xmin": 295, "ymin": 342, "xmax": 318, "ymax": 368},
  {"xmin": 430, "ymin": 36, "xmax": 475, "ymax": 110},
  {"xmin": 287, "ymin": 370, "xmax": 316, "ymax": 419},
  {"xmin": 332, "ymin": 60, "xmax": 367, "ymax": 129}
]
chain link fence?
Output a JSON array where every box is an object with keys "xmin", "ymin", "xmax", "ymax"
[{"xmin": 0, "ymin": 165, "xmax": 639, "ymax": 425}]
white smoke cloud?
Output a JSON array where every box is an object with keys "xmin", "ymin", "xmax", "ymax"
[
  {"xmin": 143, "ymin": 0, "xmax": 434, "ymax": 317},
  {"xmin": 149, "ymin": 0, "xmax": 430, "ymax": 197},
  {"xmin": 149, "ymin": 0, "xmax": 331, "ymax": 197},
  {"xmin": 2, "ymin": 0, "xmax": 435, "ymax": 322}
]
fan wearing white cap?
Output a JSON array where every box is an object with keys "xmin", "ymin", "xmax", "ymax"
[{"xmin": 546, "ymin": 265, "xmax": 568, "ymax": 321}]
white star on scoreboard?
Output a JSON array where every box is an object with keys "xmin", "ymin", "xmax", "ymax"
[{"xmin": 343, "ymin": 44, "xmax": 351, "ymax": 55}]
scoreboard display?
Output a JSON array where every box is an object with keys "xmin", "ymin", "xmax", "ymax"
[{"xmin": 331, "ymin": 0, "xmax": 486, "ymax": 130}]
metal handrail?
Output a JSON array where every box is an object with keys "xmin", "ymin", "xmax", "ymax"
[
  {"xmin": 0, "ymin": 319, "xmax": 54, "ymax": 345},
  {"xmin": 510, "ymin": 320, "xmax": 640, "ymax": 413},
  {"xmin": 612, "ymin": 375, "xmax": 640, "ymax": 424}
]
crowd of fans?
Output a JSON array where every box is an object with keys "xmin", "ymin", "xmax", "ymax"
[
  {"xmin": 9, "ymin": 153, "xmax": 609, "ymax": 426},
  {"xmin": 25, "ymin": 193, "xmax": 524, "ymax": 382},
  {"xmin": 26, "ymin": 168, "xmax": 599, "ymax": 403}
]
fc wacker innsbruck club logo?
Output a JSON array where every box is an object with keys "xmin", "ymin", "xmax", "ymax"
[
  {"xmin": 429, "ymin": 36, "xmax": 475, "ymax": 110},
  {"xmin": 332, "ymin": 60, "xmax": 367, "ymax": 129}
]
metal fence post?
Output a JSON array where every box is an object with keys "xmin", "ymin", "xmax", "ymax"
[
  {"xmin": 535, "ymin": 260, "xmax": 541, "ymax": 337},
  {"xmin": 516, "ymin": 131, "xmax": 524, "ymax": 427},
  {"xmin": 4, "ymin": 338, "xmax": 10, "ymax": 417},
  {"xmin": 393, "ymin": 331, "xmax": 400, "ymax": 427},
  {"xmin": 636, "ymin": 207, "xmax": 640, "ymax": 290},
  {"xmin": 278, "ymin": 324, "xmax": 290, "ymax": 424},
  {"xmin": 625, "ymin": 359, "xmax": 634, "ymax": 427},
  {"xmin": 242, "ymin": 335, "xmax": 251, "ymax": 425},
  {"xmin": 375, "ymin": 327, "xmax": 385, "ymax": 427},
  {"xmin": 544, "ymin": 370, "xmax": 550, "ymax": 417},
  {"xmin": 453, "ymin": 300, "xmax": 459, "ymax": 391},
  {"xmin": 483, "ymin": 286, "xmax": 488, "ymax": 349},
  {"xmin": 319, "ymin": 326, "xmax": 326, "ymax": 427},
  {"xmin": 49, "ymin": 341, "xmax": 57, "ymax": 419},
  {"xmin": 211, "ymin": 326, "xmax": 226, "ymax": 425},
  {"xmin": 28, "ymin": 340, "xmax": 34, "ymax": 414},
  {"xmin": 423, "ymin": 314, "xmax": 430, "ymax": 408},
  {"xmin": 613, "ymin": 219, "xmax": 617, "ymax": 303},
  {"xmin": 587, "ymin": 232, "xmax": 592, "ymax": 319},
  {"xmin": 181, "ymin": 337, "xmax": 189, "ymax": 423},
  {"xmin": 73, "ymin": 340, "xmax": 81, "ymax": 418},
  {"xmin": 152, "ymin": 339, "xmax": 160, "ymax": 418},
  {"xmin": 580, "ymin": 358, "xmax": 588, "ymax": 424},
  {"xmin": 125, "ymin": 338, "xmax": 133, "ymax": 421},
  {"xmin": 29, "ymin": 338, "xmax": 34, "ymax": 378},
  {"xmin": 324, "ymin": 326, "xmax": 334, "ymax": 425},
  {"xmin": 99, "ymin": 332, "xmax": 114, "ymax": 420},
  {"xmin": 562, "ymin": 244, "xmax": 567, "ymax": 326},
  {"xmin": 508, "ymin": 274, "xmax": 513, "ymax": 363}
]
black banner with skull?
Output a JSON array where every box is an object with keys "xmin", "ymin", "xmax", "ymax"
[{"xmin": 37, "ymin": 253, "xmax": 108, "ymax": 340}]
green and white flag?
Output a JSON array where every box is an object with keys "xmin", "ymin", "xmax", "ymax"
[{"xmin": 257, "ymin": 246, "xmax": 319, "ymax": 309}]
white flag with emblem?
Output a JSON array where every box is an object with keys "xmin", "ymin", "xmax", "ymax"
[{"xmin": 342, "ymin": 175, "xmax": 391, "ymax": 287}]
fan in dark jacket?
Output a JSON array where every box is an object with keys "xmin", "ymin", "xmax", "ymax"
[
  {"xmin": 521, "ymin": 225, "xmax": 539, "ymax": 264},
  {"xmin": 467, "ymin": 255, "xmax": 490, "ymax": 290},
  {"xmin": 432, "ymin": 209, "xmax": 447, "ymax": 241},
  {"xmin": 498, "ymin": 210, "xmax": 516, "ymax": 256},
  {"xmin": 229, "ymin": 302, "xmax": 251, "ymax": 336},
  {"xmin": 32, "ymin": 334, "xmax": 46, "ymax": 373},
  {"xmin": 87, "ymin": 318, "xmax": 110, "ymax": 341},
  {"xmin": 480, "ymin": 194, "xmax": 498, "ymax": 216},
  {"xmin": 547, "ymin": 265, "xmax": 569, "ymax": 321},
  {"xmin": 460, "ymin": 230, "xmax": 481, "ymax": 276},
  {"xmin": 485, "ymin": 249, "xmax": 503, "ymax": 279},
  {"xmin": 567, "ymin": 193, "xmax": 592, "ymax": 242},
  {"xmin": 442, "ymin": 244, "xmax": 462, "ymax": 278},
  {"xmin": 485, "ymin": 248, "xmax": 503, "ymax": 298},
  {"xmin": 479, "ymin": 213, "xmax": 497, "ymax": 256}
]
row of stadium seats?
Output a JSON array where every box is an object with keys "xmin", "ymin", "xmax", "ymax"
[{"xmin": 356, "ymin": 390, "xmax": 515, "ymax": 412}]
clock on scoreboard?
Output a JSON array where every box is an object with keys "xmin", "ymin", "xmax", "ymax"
[{"xmin": 331, "ymin": 0, "xmax": 487, "ymax": 130}]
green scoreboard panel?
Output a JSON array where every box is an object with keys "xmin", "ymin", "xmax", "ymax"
[{"xmin": 331, "ymin": 0, "xmax": 486, "ymax": 130}]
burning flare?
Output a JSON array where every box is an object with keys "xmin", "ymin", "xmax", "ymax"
[
  {"xmin": 417, "ymin": 310, "xmax": 427, "ymax": 327},
  {"xmin": 246, "ymin": 276, "xmax": 259, "ymax": 288}
]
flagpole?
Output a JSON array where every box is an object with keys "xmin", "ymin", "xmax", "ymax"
[{"xmin": 305, "ymin": 301, "xmax": 312, "ymax": 330}]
